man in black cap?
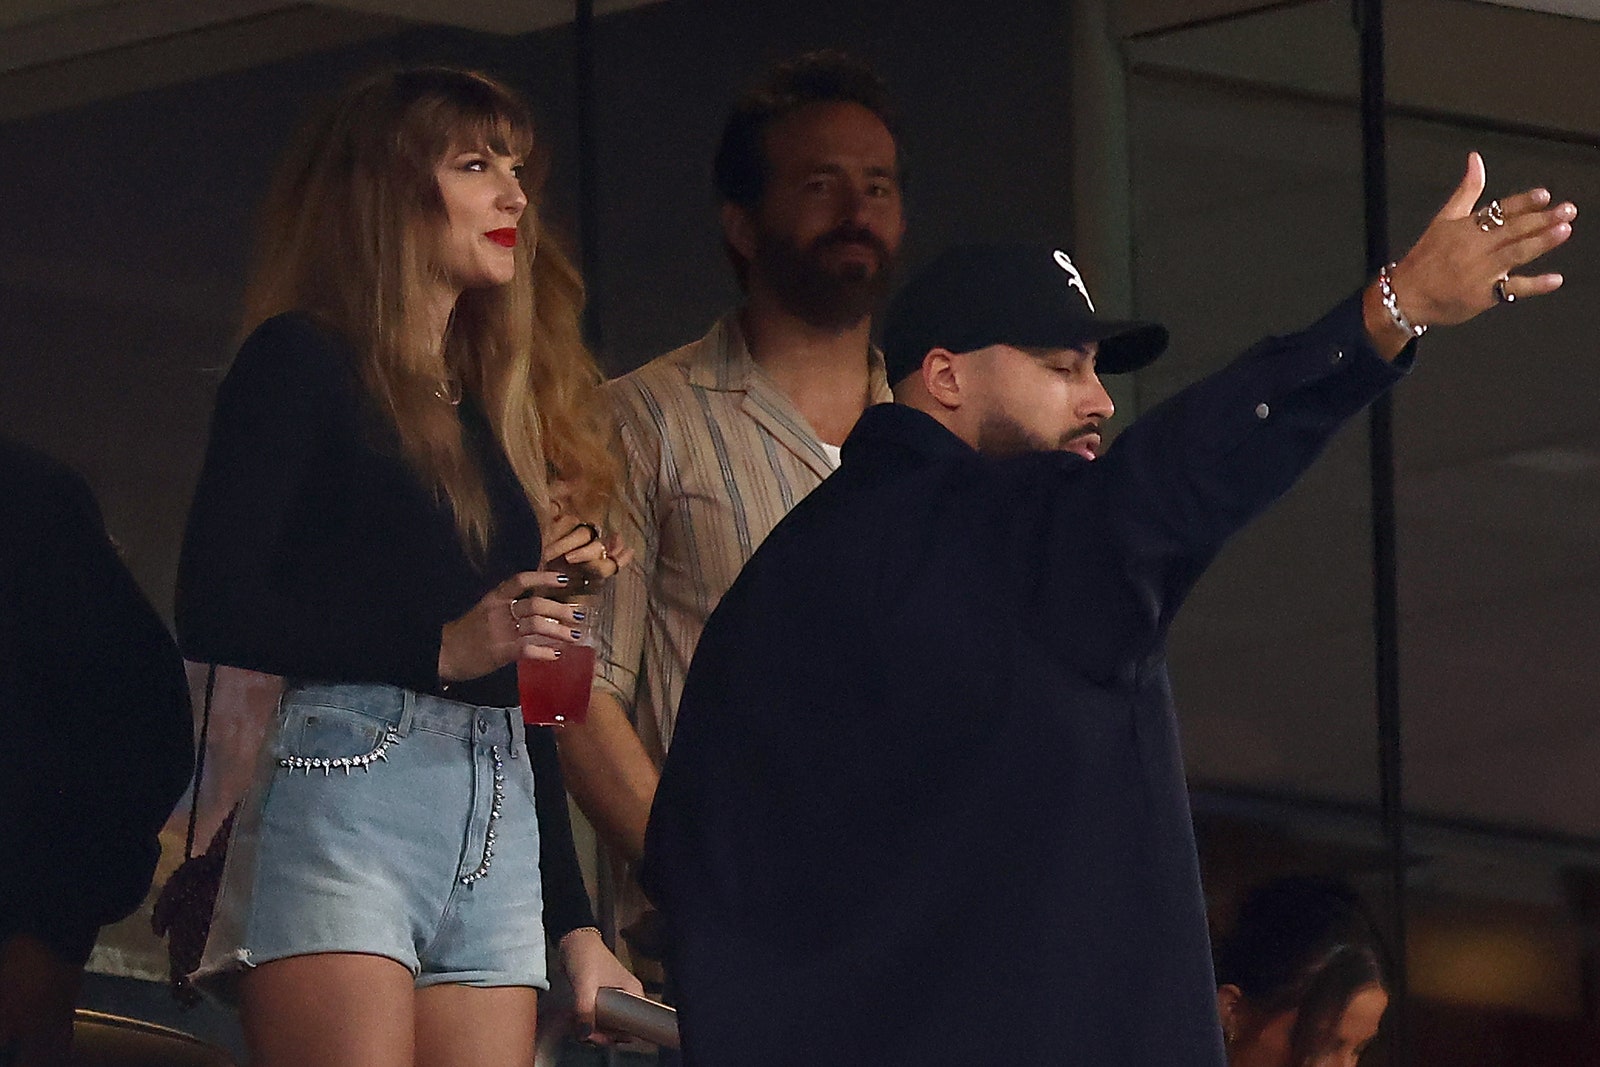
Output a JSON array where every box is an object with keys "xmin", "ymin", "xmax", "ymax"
[{"xmin": 642, "ymin": 157, "xmax": 1575, "ymax": 1065}]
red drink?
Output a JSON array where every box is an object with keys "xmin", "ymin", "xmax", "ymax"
[{"xmin": 518, "ymin": 644, "xmax": 595, "ymax": 726}]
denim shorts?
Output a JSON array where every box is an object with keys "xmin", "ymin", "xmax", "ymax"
[{"xmin": 193, "ymin": 682, "xmax": 547, "ymax": 1001}]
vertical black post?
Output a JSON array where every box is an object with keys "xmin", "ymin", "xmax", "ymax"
[
  {"xmin": 575, "ymin": 0, "xmax": 603, "ymax": 349},
  {"xmin": 1357, "ymin": 0, "xmax": 1408, "ymax": 1061},
  {"xmin": 571, "ymin": 16, "xmax": 623, "ymax": 1065}
]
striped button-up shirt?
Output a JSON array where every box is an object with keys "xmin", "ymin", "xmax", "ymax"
[{"xmin": 594, "ymin": 315, "xmax": 892, "ymax": 764}]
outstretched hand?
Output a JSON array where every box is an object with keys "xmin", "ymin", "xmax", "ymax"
[{"xmin": 1385, "ymin": 152, "xmax": 1575, "ymax": 334}]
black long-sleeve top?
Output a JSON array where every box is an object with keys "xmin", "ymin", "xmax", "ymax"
[
  {"xmin": 0, "ymin": 438, "xmax": 194, "ymax": 966},
  {"xmin": 176, "ymin": 312, "xmax": 593, "ymax": 937}
]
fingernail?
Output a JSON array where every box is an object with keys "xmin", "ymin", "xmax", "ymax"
[
  {"xmin": 551, "ymin": 648, "xmax": 562, "ymax": 658},
  {"xmin": 571, "ymin": 629, "xmax": 583, "ymax": 640},
  {"xmin": 571, "ymin": 610, "xmax": 586, "ymax": 621},
  {"xmin": 555, "ymin": 573, "xmax": 570, "ymax": 585}
]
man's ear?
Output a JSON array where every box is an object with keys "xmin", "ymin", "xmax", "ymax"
[
  {"xmin": 1216, "ymin": 984, "xmax": 1243, "ymax": 1038},
  {"xmin": 721, "ymin": 202, "xmax": 757, "ymax": 264},
  {"xmin": 921, "ymin": 348, "xmax": 964, "ymax": 410}
]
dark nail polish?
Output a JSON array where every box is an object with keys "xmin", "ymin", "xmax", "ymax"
[
  {"xmin": 555, "ymin": 573, "xmax": 570, "ymax": 585},
  {"xmin": 571, "ymin": 629, "xmax": 583, "ymax": 640},
  {"xmin": 571, "ymin": 610, "xmax": 586, "ymax": 621},
  {"xmin": 552, "ymin": 649, "xmax": 562, "ymax": 658}
]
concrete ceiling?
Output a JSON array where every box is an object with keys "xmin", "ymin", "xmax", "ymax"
[{"xmin": 0, "ymin": 0, "xmax": 656, "ymax": 120}]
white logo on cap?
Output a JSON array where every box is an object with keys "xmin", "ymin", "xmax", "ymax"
[{"xmin": 1053, "ymin": 250, "xmax": 1095, "ymax": 313}]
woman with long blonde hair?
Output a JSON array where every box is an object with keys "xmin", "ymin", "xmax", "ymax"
[{"xmin": 176, "ymin": 67, "xmax": 640, "ymax": 1066}]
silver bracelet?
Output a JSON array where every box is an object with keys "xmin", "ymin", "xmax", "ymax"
[
  {"xmin": 559, "ymin": 925, "xmax": 603, "ymax": 949},
  {"xmin": 1377, "ymin": 264, "xmax": 1427, "ymax": 339}
]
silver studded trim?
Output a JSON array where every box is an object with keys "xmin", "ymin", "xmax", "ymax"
[
  {"xmin": 278, "ymin": 727, "xmax": 401, "ymax": 775},
  {"xmin": 460, "ymin": 745, "xmax": 505, "ymax": 886}
]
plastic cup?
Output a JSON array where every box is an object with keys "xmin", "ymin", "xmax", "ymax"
[{"xmin": 518, "ymin": 602, "xmax": 598, "ymax": 727}]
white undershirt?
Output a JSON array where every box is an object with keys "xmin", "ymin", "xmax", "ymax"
[{"xmin": 820, "ymin": 442, "xmax": 842, "ymax": 469}]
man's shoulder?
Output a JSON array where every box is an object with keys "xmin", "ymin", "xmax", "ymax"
[
  {"xmin": 0, "ymin": 438, "xmax": 97, "ymax": 523},
  {"xmin": 604, "ymin": 319, "xmax": 741, "ymax": 431},
  {"xmin": 0, "ymin": 438, "xmax": 101, "ymax": 577}
]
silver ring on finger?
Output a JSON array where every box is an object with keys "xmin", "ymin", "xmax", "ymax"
[
  {"xmin": 508, "ymin": 597, "xmax": 521, "ymax": 624},
  {"xmin": 1476, "ymin": 199, "xmax": 1506, "ymax": 232},
  {"xmin": 1493, "ymin": 275, "xmax": 1516, "ymax": 304}
]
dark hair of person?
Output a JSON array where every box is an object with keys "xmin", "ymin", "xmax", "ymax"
[
  {"xmin": 1214, "ymin": 877, "xmax": 1388, "ymax": 1066},
  {"xmin": 712, "ymin": 49, "xmax": 899, "ymax": 212}
]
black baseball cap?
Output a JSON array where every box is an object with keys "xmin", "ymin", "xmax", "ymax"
[{"xmin": 882, "ymin": 244, "xmax": 1170, "ymax": 386}]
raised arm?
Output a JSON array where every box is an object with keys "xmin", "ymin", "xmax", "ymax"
[{"xmin": 1043, "ymin": 153, "xmax": 1576, "ymax": 668}]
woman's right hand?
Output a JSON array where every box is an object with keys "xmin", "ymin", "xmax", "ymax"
[{"xmin": 437, "ymin": 571, "xmax": 587, "ymax": 683}]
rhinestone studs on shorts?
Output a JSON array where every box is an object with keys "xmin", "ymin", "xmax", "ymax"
[
  {"xmin": 279, "ymin": 726, "xmax": 401, "ymax": 775},
  {"xmin": 459, "ymin": 744, "xmax": 505, "ymax": 886}
]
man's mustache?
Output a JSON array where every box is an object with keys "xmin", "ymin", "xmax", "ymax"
[{"xmin": 811, "ymin": 225, "xmax": 892, "ymax": 262}]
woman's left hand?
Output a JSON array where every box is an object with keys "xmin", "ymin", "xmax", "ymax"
[
  {"xmin": 543, "ymin": 513, "xmax": 633, "ymax": 588},
  {"xmin": 558, "ymin": 926, "xmax": 645, "ymax": 1044}
]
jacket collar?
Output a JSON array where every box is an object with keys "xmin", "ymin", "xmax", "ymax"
[{"xmin": 840, "ymin": 403, "xmax": 977, "ymax": 466}]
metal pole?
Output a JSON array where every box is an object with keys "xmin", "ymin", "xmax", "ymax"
[
  {"xmin": 571, "ymin": 11, "xmax": 622, "ymax": 1066},
  {"xmin": 575, "ymin": 0, "xmax": 603, "ymax": 350},
  {"xmin": 1356, "ymin": 0, "xmax": 1408, "ymax": 1061}
]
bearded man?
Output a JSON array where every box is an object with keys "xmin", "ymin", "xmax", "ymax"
[{"xmin": 554, "ymin": 50, "xmax": 904, "ymax": 984}]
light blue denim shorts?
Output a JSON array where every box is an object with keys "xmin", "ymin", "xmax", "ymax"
[{"xmin": 194, "ymin": 682, "xmax": 547, "ymax": 1001}]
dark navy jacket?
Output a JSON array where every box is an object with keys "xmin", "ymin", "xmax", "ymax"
[
  {"xmin": 643, "ymin": 295, "xmax": 1410, "ymax": 1066},
  {"xmin": 0, "ymin": 438, "xmax": 194, "ymax": 965}
]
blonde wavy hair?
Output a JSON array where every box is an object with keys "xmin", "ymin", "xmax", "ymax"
[{"xmin": 240, "ymin": 66, "xmax": 616, "ymax": 556}]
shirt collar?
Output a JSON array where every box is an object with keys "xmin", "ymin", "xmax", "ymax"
[{"xmin": 685, "ymin": 312, "xmax": 893, "ymax": 403}]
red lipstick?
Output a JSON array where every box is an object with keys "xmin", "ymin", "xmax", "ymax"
[{"xmin": 485, "ymin": 228, "xmax": 518, "ymax": 248}]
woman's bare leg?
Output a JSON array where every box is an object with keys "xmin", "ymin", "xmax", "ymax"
[
  {"xmin": 416, "ymin": 985, "xmax": 539, "ymax": 1067},
  {"xmin": 240, "ymin": 953, "xmax": 415, "ymax": 1067}
]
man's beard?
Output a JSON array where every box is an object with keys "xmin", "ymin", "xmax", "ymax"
[
  {"xmin": 976, "ymin": 411, "xmax": 1096, "ymax": 458},
  {"xmin": 753, "ymin": 222, "xmax": 896, "ymax": 332}
]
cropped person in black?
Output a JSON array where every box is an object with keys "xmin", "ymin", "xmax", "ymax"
[
  {"xmin": 175, "ymin": 68, "xmax": 639, "ymax": 1066},
  {"xmin": 1, "ymin": 437, "xmax": 193, "ymax": 1066}
]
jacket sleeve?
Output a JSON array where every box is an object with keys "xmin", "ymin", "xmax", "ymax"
[
  {"xmin": 0, "ymin": 457, "xmax": 193, "ymax": 966},
  {"xmin": 1035, "ymin": 293, "xmax": 1414, "ymax": 670}
]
